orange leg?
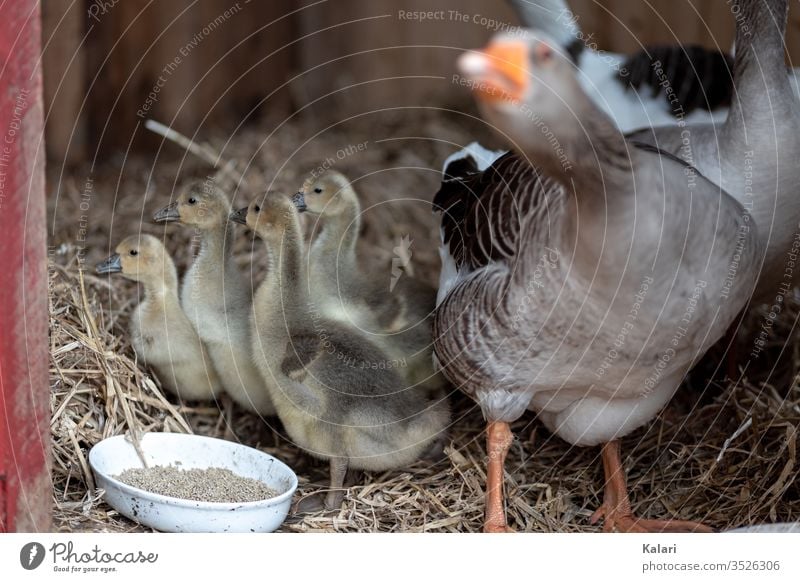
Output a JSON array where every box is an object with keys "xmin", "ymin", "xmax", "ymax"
[
  {"xmin": 590, "ymin": 440, "xmax": 713, "ymax": 533},
  {"xmin": 484, "ymin": 421, "xmax": 514, "ymax": 533}
]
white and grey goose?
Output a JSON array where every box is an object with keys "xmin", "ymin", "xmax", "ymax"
[
  {"xmin": 433, "ymin": 29, "xmax": 760, "ymax": 532},
  {"xmin": 505, "ymin": 0, "xmax": 739, "ymax": 130},
  {"xmin": 628, "ymin": 0, "xmax": 800, "ymax": 301}
]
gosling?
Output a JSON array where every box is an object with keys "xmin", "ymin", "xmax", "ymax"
[
  {"xmin": 292, "ymin": 171, "xmax": 445, "ymax": 394},
  {"xmin": 230, "ymin": 193, "xmax": 450, "ymax": 509},
  {"xmin": 153, "ymin": 179, "xmax": 276, "ymax": 416},
  {"xmin": 96, "ymin": 234, "xmax": 223, "ymax": 401}
]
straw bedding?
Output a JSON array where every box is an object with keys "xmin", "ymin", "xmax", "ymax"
[{"xmin": 48, "ymin": 110, "xmax": 799, "ymax": 533}]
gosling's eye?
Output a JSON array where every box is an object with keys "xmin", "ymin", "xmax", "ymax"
[
  {"xmin": 188, "ymin": 197, "xmax": 197, "ymax": 205},
  {"xmin": 314, "ymin": 187, "xmax": 322, "ymax": 194},
  {"xmin": 254, "ymin": 205, "xmax": 261, "ymax": 212},
  {"xmin": 130, "ymin": 249, "xmax": 138, "ymax": 256}
]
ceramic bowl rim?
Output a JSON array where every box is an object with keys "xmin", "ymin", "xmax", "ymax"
[{"xmin": 89, "ymin": 432, "xmax": 299, "ymax": 510}]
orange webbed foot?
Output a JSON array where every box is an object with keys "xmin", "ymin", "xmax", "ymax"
[
  {"xmin": 484, "ymin": 523, "xmax": 516, "ymax": 533},
  {"xmin": 592, "ymin": 440, "xmax": 713, "ymax": 533},
  {"xmin": 591, "ymin": 503, "xmax": 713, "ymax": 533}
]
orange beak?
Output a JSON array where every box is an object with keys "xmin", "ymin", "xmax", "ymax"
[{"xmin": 458, "ymin": 41, "xmax": 529, "ymax": 103}]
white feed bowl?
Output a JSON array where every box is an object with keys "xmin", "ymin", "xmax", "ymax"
[{"xmin": 89, "ymin": 432, "xmax": 297, "ymax": 533}]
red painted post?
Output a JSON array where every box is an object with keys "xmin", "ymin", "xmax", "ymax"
[{"xmin": 0, "ymin": 0, "xmax": 51, "ymax": 531}]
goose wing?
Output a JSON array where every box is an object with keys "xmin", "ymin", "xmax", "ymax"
[{"xmin": 434, "ymin": 152, "xmax": 557, "ymax": 273}]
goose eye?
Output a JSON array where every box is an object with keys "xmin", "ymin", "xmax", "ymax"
[
  {"xmin": 130, "ymin": 249, "xmax": 138, "ymax": 256},
  {"xmin": 314, "ymin": 187, "xmax": 322, "ymax": 194},
  {"xmin": 254, "ymin": 205, "xmax": 261, "ymax": 212},
  {"xmin": 532, "ymin": 43, "xmax": 553, "ymax": 63},
  {"xmin": 188, "ymin": 197, "xmax": 197, "ymax": 205}
]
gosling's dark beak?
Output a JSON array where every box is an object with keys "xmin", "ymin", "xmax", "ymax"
[
  {"xmin": 291, "ymin": 191, "xmax": 307, "ymax": 212},
  {"xmin": 229, "ymin": 207, "xmax": 248, "ymax": 225},
  {"xmin": 153, "ymin": 201, "xmax": 180, "ymax": 223},
  {"xmin": 96, "ymin": 253, "xmax": 122, "ymax": 275}
]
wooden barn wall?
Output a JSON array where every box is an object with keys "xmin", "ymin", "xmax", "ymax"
[
  {"xmin": 41, "ymin": 1, "xmax": 86, "ymax": 165},
  {"xmin": 42, "ymin": 0, "xmax": 294, "ymax": 161},
  {"xmin": 41, "ymin": 0, "xmax": 800, "ymax": 162}
]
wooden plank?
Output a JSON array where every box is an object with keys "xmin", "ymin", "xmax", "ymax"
[
  {"xmin": 294, "ymin": 0, "xmax": 516, "ymax": 121},
  {"xmin": 701, "ymin": 1, "xmax": 736, "ymax": 53},
  {"xmin": 75, "ymin": 0, "xmax": 800, "ymax": 150},
  {"xmin": 0, "ymin": 0, "xmax": 51, "ymax": 533},
  {"xmin": 785, "ymin": 1, "xmax": 800, "ymax": 66},
  {"xmin": 83, "ymin": 0, "xmax": 143, "ymax": 155},
  {"xmin": 41, "ymin": 0, "xmax": 86, "ymax": 164},
  {"xmin": 85, "ymin": 1, "xmax": 295, "ymax": 152},
  {"xmin": 194, "ymin": 1, "xmax": 293, "ymax": 127}
]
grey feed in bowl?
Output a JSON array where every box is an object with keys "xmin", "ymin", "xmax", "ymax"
[{"xmin": 115, "ymin": 466, "xmax": 280, "ymax": 503}]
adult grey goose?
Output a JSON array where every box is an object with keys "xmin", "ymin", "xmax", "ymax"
[
  {"xmin": 628, "ymin": 0, "xmax": 800, "ymax": 302},
  {"xmin": 433, "ymin": 29, "xmax": 760, "ymax": 532}
]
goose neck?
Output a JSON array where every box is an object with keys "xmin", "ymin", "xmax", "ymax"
[
  {"xmin": 141, "ymin": 262, "xmax": 180, "ymax": 303},
  {"xmin": 733, "ymin": 0, "xmax": 788, "ymax": 79},
  {"xmin": 508, "ymin": 0, "xmax": 581, "ymax": 50},
  {"xmin": 196, "ymin": 221, "xmax": 234, "ymax": 262},
  {"xmin": 520, "ymin": 99, "xmax": 631, "ymax": 198},
  {"xmin": 313, "ymin": 201, "xmax": 359, "ymax": 269},
  {"xmin": 264, "ymin": 223, "xmax": 308, "ymax": 309}
]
